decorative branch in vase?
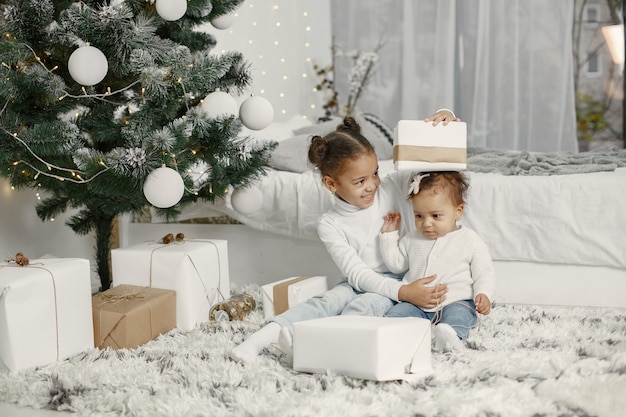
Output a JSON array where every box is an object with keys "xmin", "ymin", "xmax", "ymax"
[{"xmin": 313, "ymin": 40, "xmax": 384, "ymax": 120}]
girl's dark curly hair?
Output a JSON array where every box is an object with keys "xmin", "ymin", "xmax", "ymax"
[{"xmin": 308, "ymin": 117, "xmax": 375, "ymax": 177}]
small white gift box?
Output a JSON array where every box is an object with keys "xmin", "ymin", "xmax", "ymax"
[
  {"xmin": 394, "ymin": 120, "xmax": 467, "ymax": 171},
  {"xmin": 111, "ymin": 239, "xmax": 230, "ymax": 331},
  {"xmin": 0, "ymin": 258, "xmax": 94, "ymax": 372},
  {"xmin": 293, "ymin": 316, "xmax": 432, "ymax": 381},
  {"xmin": 261, "ymin": 276, "xmax": 328, "ymax": 320}
]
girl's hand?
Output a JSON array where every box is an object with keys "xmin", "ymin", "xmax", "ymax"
[
  {"xmin": 381, "ymin": 212, "xmax": 401, "ymax": 233},
  {"xmin": 424, "ymin": 110, "xmax": 461, "ymax": 126},
  {"xmin": 398, "ymin": 275, "xmax": 447, "ymax": 309},
  {"xmin": 475, "ymin": 293, "xmax": 491, "ymax": 315}
]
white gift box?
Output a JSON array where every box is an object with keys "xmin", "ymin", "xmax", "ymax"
[
  {"xmin": 261, "ymin": 276, "xmax": 328, "ymax": 320},
  {"xmin": 111, "ymin": 239, "xmax": 230, "ymax": 330},
  {"xmin": 0, "ymin": 258, "xmax": 94, "ymax": 372},
  {"xmin": 394, "ymin": 120, "xmax": 467, "ymax": 171},
  {"xmin": 293, "ymin": 316, "xmax": 432, "ymax": 381}
]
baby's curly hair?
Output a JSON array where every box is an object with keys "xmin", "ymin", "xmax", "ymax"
[{"xmin": 409, "ymin": 171, "xmax": 469, "ymax": 206}]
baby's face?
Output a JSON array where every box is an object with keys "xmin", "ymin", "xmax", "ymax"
[{"xmin": 411, "ymin": 190, "xmax": 463, "ymax": 239}]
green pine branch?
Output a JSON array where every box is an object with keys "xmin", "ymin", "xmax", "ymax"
[{"xmin": 0, "ymin": 0, "xmax": 274, "ymax": 291}]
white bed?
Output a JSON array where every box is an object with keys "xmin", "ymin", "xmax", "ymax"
[{"xmin": 120, "ymin": 116, "xmax": 626, "ymax": 309}]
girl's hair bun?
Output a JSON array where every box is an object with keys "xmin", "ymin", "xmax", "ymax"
[{"xmin": 337, "ymin": 116, "xmax": 361, "ymax": 134}]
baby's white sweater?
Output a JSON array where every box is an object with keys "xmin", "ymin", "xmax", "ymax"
[
  {"xmin": 379, "ymin": 227, "xmax": 496, "ymax": 312},
  {"xmin": 317, "ymin": 170, "xmax": 415, "ymax": 301}
]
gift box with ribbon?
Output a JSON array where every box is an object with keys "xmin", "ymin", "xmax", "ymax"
[
  {"xmin": 261, "ymin": 276, "xmax": 328, "ymax": 320},
  {"xmin": 111, "ymin": 238, "xmax": 229, "ymax": 330},
  {"xmin": 293, "ymin": 316, "xmax": 432, "ymax": 381},
  {"xmin": 92, "ymin": 284, "xmax": 176, "ymax": 349},
  {"xmin": 393, "ymin": 120, "xmax": 467, "ymax": 171},
  {"xmin": 0, "ymin": 257, "xmax": 94, "ymax": 372}
]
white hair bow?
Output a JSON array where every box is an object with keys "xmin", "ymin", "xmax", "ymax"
[{"xmin": 408, "ymin": 173, "xmax": 430, "ymax": 196}]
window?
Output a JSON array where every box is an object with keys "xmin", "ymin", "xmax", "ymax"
[
  {"xmin": 585, "ymin": 50, "xmax": 602, "ymax": 76},
  {"xmin": 585, "ymin": 5, "xmax": 600, "ymax": 25}
]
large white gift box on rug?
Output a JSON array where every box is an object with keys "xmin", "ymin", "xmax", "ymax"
[
  {"xmin": 111, "ymin": 239, "xmax": 229, "ymax": 330},
  {"xmin": 0, "ymin": 258, "xmax": 94, "ymax": 372},
  {"xmin": 261, "ymin": 276, "xmax": 328, "ymax": 319},
  {"xmin": 293, "ymin": 316, "xmax": 432, "ymax": 381},
  {"xmin": 394, "ymin": 120, "xmax": 467, "ymax": 171}
]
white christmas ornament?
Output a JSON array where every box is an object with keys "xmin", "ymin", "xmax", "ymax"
[
  {"xmin": 201, "ymin": 91, "xmax": 239, "ymax": 119},
  {"xmin": 210, "ymin": 13, "xmax": 235, "ymax": 30},
  {"xmin": 156, "ymin": 0, "xmax": 187, "ymax": 21},
  {"xmin": 143, "ymin": 167, "xmax": 185, "ymax": 208},
  {"xmin": 239, "ymin": 96, "xmax": 274, "ymax": 130},
  {"xmin": 230, "ymin": 186, "xmax": 263, "ymax": 215},
  {"xmin": 67, "ymin": 46, "xmax": 108, "ymax": 86}
]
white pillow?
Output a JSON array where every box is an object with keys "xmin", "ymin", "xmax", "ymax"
[{"xmin": 268, "ymin": 134, "xmax": 312, "ymax": 173}]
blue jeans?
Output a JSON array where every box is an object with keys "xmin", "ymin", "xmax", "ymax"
[
  {"xmin": 385, "ymin": 299, "xmax": 477, "ymax": 341},
  {"xmin": 271, "ymin": 273, "xmax": 401, "ymax": 332}
]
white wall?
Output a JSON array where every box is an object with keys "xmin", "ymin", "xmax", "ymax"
[{"xmin": 200, "ymin": 0, "xmax": 333, "ymax": 122}]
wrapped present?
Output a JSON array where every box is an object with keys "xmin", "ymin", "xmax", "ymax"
[
  {"xmin": 111, "ymin": 239, "xmax": 229, "ymax": 331},
  {"xmin": 0, "ymin": 258, "xmax": 94, "ymax": 372},
  {"xmin": 393, "ymin": 120, "xmax": 467, "ymax": 171},
  {"xmin": 261, "ymin": 276, "xmax": 328, "ymax": 319},
  {"xmin": 92, "ymin": 284, "xmax": 176, "ymax": 349},
  {"xmin": 293, "ymin": 316, "xmax": 432, "ymax": 381}
]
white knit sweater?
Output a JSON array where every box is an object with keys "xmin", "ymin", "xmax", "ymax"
[
  {"xmin": 379, "ymin": 226, "xmax": 496, "ymax": 312},
  {"xmin": 317, "ymin": 170, "xmax": 415, "ymax": 301}
]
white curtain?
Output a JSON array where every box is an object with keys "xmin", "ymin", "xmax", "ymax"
[{"xmin": 331, "ymin": 0, "xmax": 578, "ymax": 152}]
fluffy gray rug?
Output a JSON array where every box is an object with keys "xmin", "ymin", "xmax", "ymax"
[{"xmin": 1, "ymin": 285, "xmax": 624, "ymax": 417}]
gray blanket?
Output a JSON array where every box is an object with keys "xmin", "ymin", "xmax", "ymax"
[{"xmin": 466, "ymin": 146, "xmax": 626, "ymax": 175}]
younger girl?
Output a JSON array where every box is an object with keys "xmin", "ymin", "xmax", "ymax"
[
  {"xmin": 230, "ymin": 112, "xmax": 456, "ymax": 363},
  {"xmin": 380, "ymin": 172, "xmax": 495, "ymax": 350}
]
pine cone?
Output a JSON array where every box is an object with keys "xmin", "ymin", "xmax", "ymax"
[{"xmin": 15, "ymin": 252, "xmax": 29, "ymax": 267}]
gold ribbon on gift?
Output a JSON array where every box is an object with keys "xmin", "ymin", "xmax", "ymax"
[
  {"xmin": 98, "ymin": 288, "xmax": 146, "ymax": 305},
  {"xmin": 273, "ymin": 276, "xmax": 310, "ymax": 316},
  {"xmin": 393, "ymin": 145, "xmax": 466, "ymax": 163}
]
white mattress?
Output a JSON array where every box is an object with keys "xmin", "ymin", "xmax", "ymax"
[{"xmin": 175, "ymin": 161, "xmax": 626, "ymax": 270}]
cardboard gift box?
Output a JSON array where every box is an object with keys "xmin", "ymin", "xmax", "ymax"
[
  {"xmin": 261, "ymin": 276, "xmax": 328, "ymax": 319},
  {"xmin": 293, "ymin": 316, "xmax": 432, "ymax": 381},
  {"xmin": 393, "ymin": 120, "xmax": 467, "ymax": 171},
  {"xmin": 92, "ymin": 284, "xmax": 176, "ymax": 349},
  {"xmin": 0, "ymin": 258, "xmax": 94, "ymax": 372},
  {"xmin": 111, "ymin": 239, "xmax": 229, "ymax": 331}
]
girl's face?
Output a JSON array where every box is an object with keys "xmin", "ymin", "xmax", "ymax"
[
  {"xmin": 323, "ymin": 152, "xmax": 380, "ymax": 209},
  {"xmin": 412, "ymin": 189, "xmax": 463, "ymax": 239}
]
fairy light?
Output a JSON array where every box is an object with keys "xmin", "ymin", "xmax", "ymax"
[
  {"xmin": 203, "ymin": 1, "xmax": 328, "ymax": 121},
  {"xmin": 1, "ymin": 126, "xmax": 110, "ymax": 184}
]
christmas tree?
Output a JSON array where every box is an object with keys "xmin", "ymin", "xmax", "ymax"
[{"xmin": 0, "ymin": 0, "xmax": 276, "ymax": 291}]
